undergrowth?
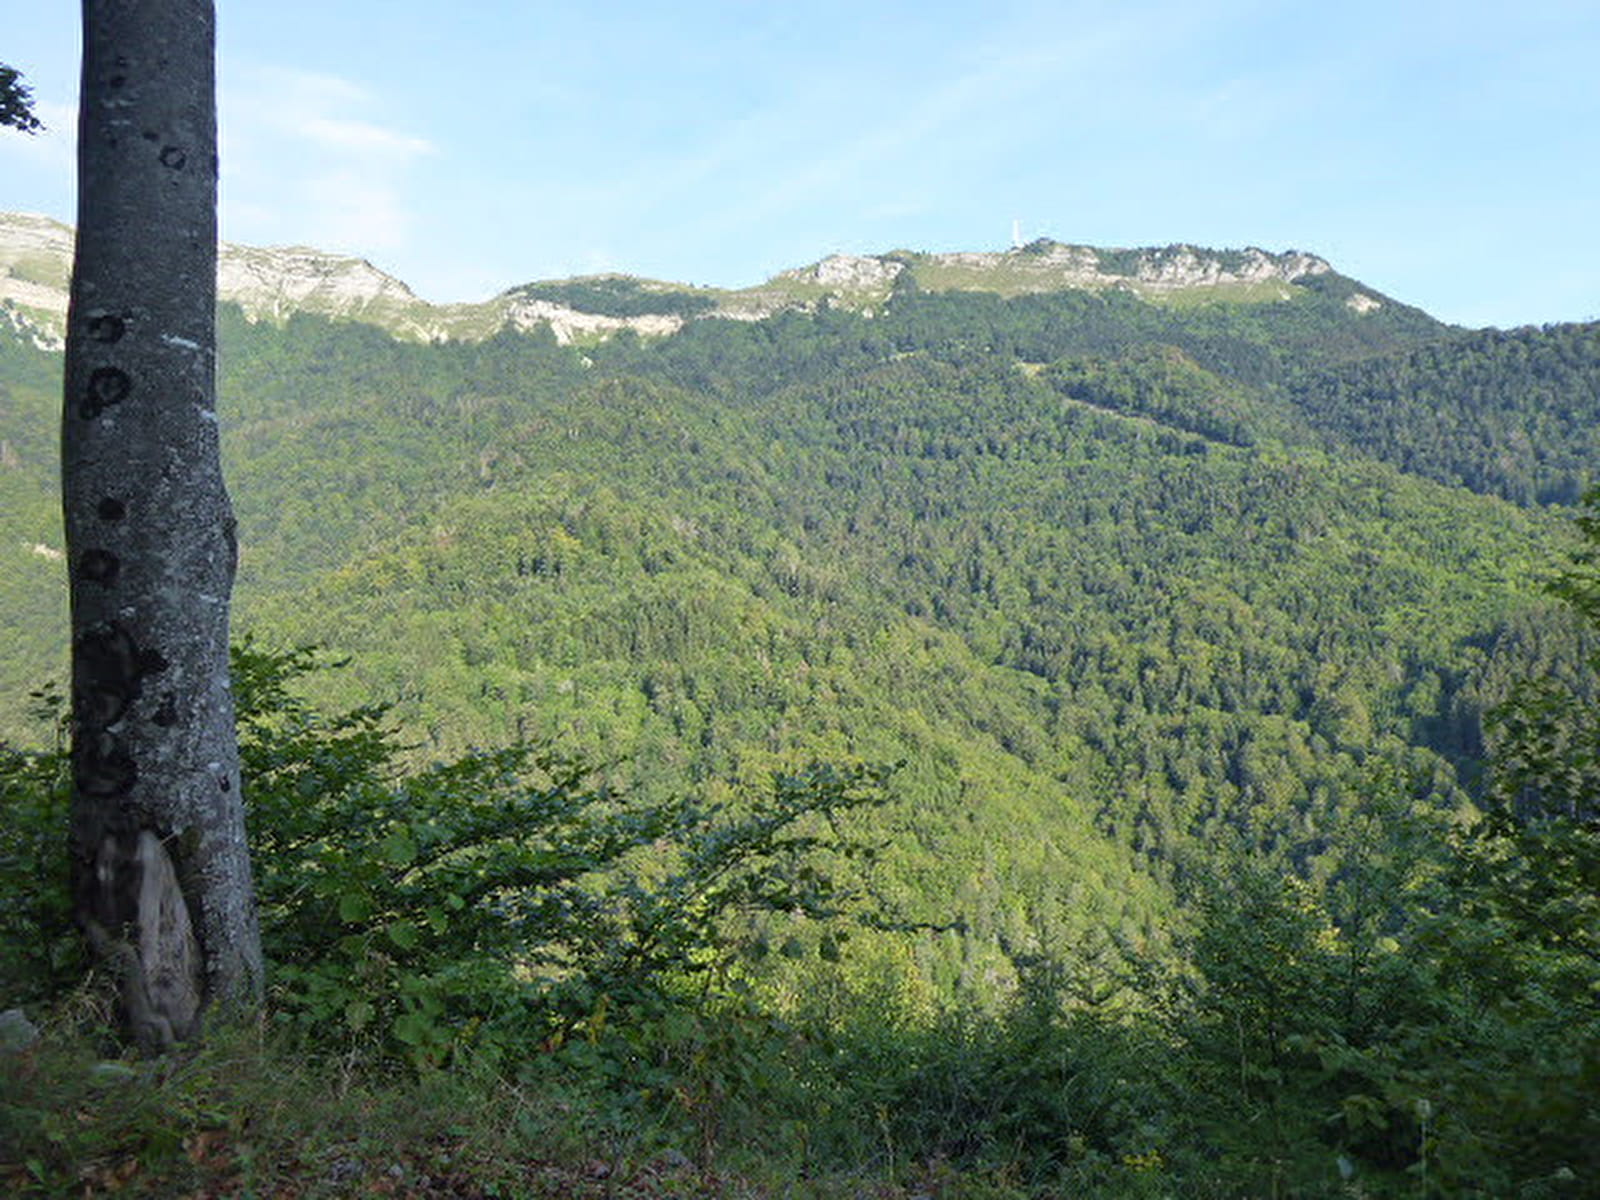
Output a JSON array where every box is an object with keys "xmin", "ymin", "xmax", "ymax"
[{"xmin": 5, "ymin": 592, "xmax": 1600, "ymax": 1198}]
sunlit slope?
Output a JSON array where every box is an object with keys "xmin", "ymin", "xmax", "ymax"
[
  {"xmin": 0, "ymin": 333, "xmax": 68, "ymax": 726},
  {"xmin": 0, "ymin": 281, "xmax": 1588, "ymax": 974}
]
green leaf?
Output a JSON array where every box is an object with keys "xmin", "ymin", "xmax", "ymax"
[
  {"xmin": 380, "ymin": 828, "xmax": 418, "ymax": 867},
  {"xmin": 337, "ymin": 889, "xmax": 371, "ymax": 923},
  {"xmin": 344, "ymin": 999, "xmax": 375, "ymax": 1031},
  {"xmin": 393, "ymin": 1009, "xmax": 440, "ymax": 1048},
  {"xmin": 386, "ymin": 919, "xmax": 420, "ymax": 950}
]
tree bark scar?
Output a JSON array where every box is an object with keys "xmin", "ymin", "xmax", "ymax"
[
  {"xmin": 77, "ymin": 548, "xmax": 121, "ymax": 585},
  {"xmin": 71, "ymin": 622, "xmax": 169, "ymax": 798},
  {"xmin": 80, "ymin": 365, "xmax": 131, "ymax": 419},
  {"xmin": 87, "ymin": 312, "xmax": 126, "ymax": 343},
  {"xmin": 76, "ymin": 730, "xmax": 136, "ymax": 798},
  {"xmin": 152, "ymin": 692, "xmax": 179, "ymax": 727},
  {"xmin": 85, "ymin": 828, "xmax": 202, "ymax": 1052}
]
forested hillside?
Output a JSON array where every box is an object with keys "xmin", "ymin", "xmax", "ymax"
[
  {"xmin": 6, "ymin": 247, "xmax": 1600, "ymax": 1194},
  {"xmin": 3, "ymin": 274, "xmax": 1591, "ymax": 966},
  {"xmin": 1287, "ymin": 320, "xmax": 1600, "ymax": 505}
]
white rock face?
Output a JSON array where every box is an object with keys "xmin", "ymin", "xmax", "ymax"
[
  {"xmin": 1345, "ymin": 292, "xmax": 1382, "ymax": 314},
  {"xmin": 923, "ymin": 243, "xmax": 1331, "ymax": 293},
  {"xmin": 0, "ymin": 212, "xmax": 73, "ymax": 290},
  {"xmin": 783, "ymin": 254, "xmax": 904, "ymax": 290},
  {"xmin": 0, "ymin": 212, "xmax": 75, "ymax": 347},
  {"xmin": 1123, "ymin": 246, "xmax": 1330, "ymax": 288},
  {"xmin": 0, "ymin": 209, "xmax": 1358, "ymax": 349},
  {"xmin": 0, "ymin": 302, "xmax": 60, "ymax": 350},
  {"xmin": 0, "ymin": 211, "xmax": 456, "ymax": 342},
  {"xmin": 217, "ymin": 244, "xmax": 419, "ymax": 322},
  {"xmin": 500, "ymin": 297, "xmax": 685, "ymax": 345}
]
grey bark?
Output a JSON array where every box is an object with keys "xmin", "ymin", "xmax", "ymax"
[{"xmin": 64, "ymin": 0, "xmax": 262, "ymax": 1039}]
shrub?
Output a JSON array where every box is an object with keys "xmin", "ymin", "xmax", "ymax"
[
  {"xmin": 1, "ymin": 642, "xmax": 895, "ymax": 1070},
  {"xmin": 0, "ymin": 689, "xmax": 80, "ymax": 1007}
]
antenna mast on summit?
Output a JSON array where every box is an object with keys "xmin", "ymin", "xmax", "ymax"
[{"xmin": 1011, "ymin": 218, "xmax": 1023, "ymax": 250}]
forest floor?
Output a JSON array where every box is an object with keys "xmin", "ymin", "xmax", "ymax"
[{"xmin": 0, "ymin": 1024, "xmax": 1039, "ymax": 1200}]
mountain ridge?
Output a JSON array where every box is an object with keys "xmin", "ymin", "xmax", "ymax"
[{"xmin": 1, "ymin": 209, "xmax": 1395, "ymax": 349}]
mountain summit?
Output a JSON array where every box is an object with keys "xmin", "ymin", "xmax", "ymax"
[
  {"xmin": 0, "ymin": 211, "xmax": 447, "ymax": 348},
  {"xmin": 795, "ymin": 241, "xmax": 1337, "ymax": 300}
]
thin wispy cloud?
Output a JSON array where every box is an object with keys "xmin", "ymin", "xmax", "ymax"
[
  {"xmin": 298, "ymin": 116, "xmax": 433, "ymax": 160},
  {"xmin": 700, "ymin": 24, "xmax": 1133, "ymax": 249},
  {"xmin": 220, "ymin": 64, "xmax": 433, "ymax": 254},
  {"xmin": 302, "ymin": 169, "xmax": 419, "ymax": 255}
]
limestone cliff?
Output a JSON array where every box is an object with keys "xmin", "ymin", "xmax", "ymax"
[{"xmin": 0, "ymin": 210, "xmax": 1385, "ymax": 349}]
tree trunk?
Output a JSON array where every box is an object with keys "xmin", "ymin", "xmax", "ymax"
[{"xmin": 64, "ymin": 0, "xmax": 262, "ymax": 1047}]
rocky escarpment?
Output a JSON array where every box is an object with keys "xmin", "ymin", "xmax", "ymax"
[
  {"xmin": 908, "ymin": 240, "xmax": 1340, "ymax": 299},
  {"xmin": 499, "ymin": 297, "xmax": 686, "ymax": 343},
  {"xmin": 0, "ymin": 212, "xmax": 74, "ymax": 348},
  {"xmin": 0, "ymin": 212, "xmax": 702, "ymax": 346},
  {"xmin": 1, "ymin": 209, "xmax": 1383, "ymax": 349},
  {"xmin": 217, "ymin": 244, "xmax": 434, "ymax": 334},
  {"xmin": 784, "ymin": 253, "xmax": 906, "ymax": 291},
  {"xmin": 1, "ymin": 212, "xmax": 473, "ymax": 345}
]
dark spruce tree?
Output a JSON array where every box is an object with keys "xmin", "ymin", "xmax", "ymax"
[{"xmin": 62, "ymin": 0, "xmax": 261, "ymax": 1048}]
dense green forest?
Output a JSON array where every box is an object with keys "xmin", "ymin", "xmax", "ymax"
[
  {"xmin": 1287, "ymin": 321, "xmax": 1600, "ymax": 505},
  {"xmin": 3, "ymin": 272, "xmax": 1598, "ymax": 1195}
]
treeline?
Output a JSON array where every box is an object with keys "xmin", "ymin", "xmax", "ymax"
[{"xmin": 602, "ymin": 268, "xmax": 1446, "ymax": 397}]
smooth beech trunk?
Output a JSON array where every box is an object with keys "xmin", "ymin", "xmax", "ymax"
[{"xmin": 64, "ymin": 0, "xmax": 261, "ymax": 1046}]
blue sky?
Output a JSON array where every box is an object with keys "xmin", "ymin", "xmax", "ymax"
[{"xmin": 2, "ymin": 1, "xmax": 1597, "ymax": 328}]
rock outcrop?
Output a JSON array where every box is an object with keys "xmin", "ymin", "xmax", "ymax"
[
  {"xmin": 217, "ymin": 244, "xmax": 424, "ymax": 325},
  {"xmin": 0, "ymin": 212, "xmax": 74, "ymax": 347},
  {"xmin": 1, "ymin": 209, "xmax": 1365, "ymax": 349},
  {"xmin": 914, "ymin": 241, "xmax": 1332, "ymax": 296},
  {"xmin": 782, "ymin": 253, "xmax": 905, "ymax": 291}
]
